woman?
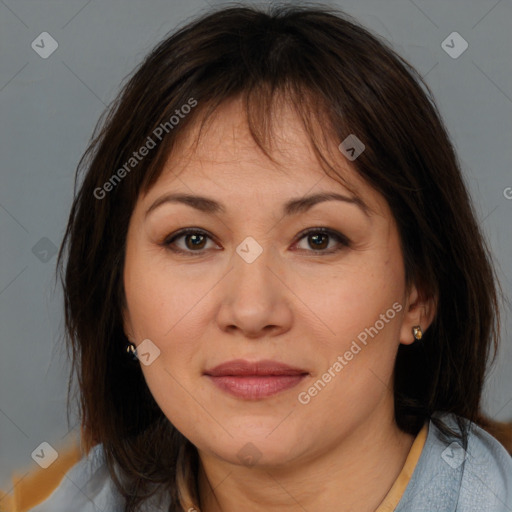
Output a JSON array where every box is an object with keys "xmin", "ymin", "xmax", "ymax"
[{"xmin": 4, "ymin": 4, "xmax": 511, "ymax": 512}]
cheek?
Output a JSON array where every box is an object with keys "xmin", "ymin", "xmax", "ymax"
[
  {"xmin": 294, "ymin": 256, "xmax": 404, "ymax": 414},
  {"xmin": 294, "ymin": 250, "xmax": 404, "ymax": 350},
  {"xmin": 296, "ymin": 298, "xmax": 403, "ymax": 435},
  {"xmin": 123, "ymin": 258, "xmax": 208, "ymax": 429},
  {"xmin": 124, "ymin": 246, "xmax": 205, "ymax": 339}
]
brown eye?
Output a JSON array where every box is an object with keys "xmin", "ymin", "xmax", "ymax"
[
  {"xmin": 294, "ymin": 228, "xmax": 350, "ymax": 254},
  {"xmin": 163, "ymin": 228, "xmax": 218, "ymax": 255},
  {"xmin": 307, "ymin": 232, "xmax": 329, "ymax": 250},
  {"xmin": 183, "ymin": 232, "xmax": 207, "ymax": 250}
]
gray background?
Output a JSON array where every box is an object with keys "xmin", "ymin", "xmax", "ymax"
[{"xmin": 1, "ymin": 0, "xmax": 511, "ymax": 496}]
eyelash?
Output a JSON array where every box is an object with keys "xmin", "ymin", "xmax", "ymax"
[{"xmin": 162, "ymin": 227, "xmax": 351, "ymax": 257}]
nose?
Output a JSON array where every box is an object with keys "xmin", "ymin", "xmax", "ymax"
[{"xmin": 215, "ymin": 242, "xmax": 293, "ymax": 339}]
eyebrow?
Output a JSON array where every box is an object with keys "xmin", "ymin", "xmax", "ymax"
[{"xmin": 145, "ymin": 191, "xmax": 371, "ymax": 219}]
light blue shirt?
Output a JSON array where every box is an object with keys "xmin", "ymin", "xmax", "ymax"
[
  {"xmin": 395, "ymin": 412, "xmax": 512, "ymax": 511},
  {"xmin": 28, "ymin": 412, "xmax": 512, "ymax": 511}
]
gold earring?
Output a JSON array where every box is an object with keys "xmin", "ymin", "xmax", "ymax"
[
  {"xmin": 412, "ymin": 325, "xmax": 423, "ymax": 341},
  {"xmin": 126, "ymin": 342, "xmax": 138, "ymax": 360}
]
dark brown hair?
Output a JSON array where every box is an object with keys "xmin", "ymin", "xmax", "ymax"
[{"xmin": 57, "ymin": 3, "xmax": 511, "ymax": 511}]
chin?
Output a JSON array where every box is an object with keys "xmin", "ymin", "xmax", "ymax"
[{"xmin": 209, "ymin": 433, "xmax": 304, "ymax": 468}]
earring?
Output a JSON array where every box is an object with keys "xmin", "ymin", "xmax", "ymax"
[
  {"xmin": 412, "ymin": 325, "xmax": 423, "ymax": 341},
  {"xmin": 126, "ymin": 342, "xmax": 138, "ymax": 360}
]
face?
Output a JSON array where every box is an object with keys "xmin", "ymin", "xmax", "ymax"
[{"xmin": 122, "ymin": 97, "xmax": 423, "ymax": 469}]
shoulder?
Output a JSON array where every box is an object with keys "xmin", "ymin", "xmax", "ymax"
[
  {"xmin": 30, "ymin": 443, "xmax": 124, "ymax": 512},
  {"xmin": 396, "ymin": 412, "xmax": 512, "ymax": 511},
  {"xmin": 455, "ymin": 413, "xmax": 512, "ymax": 510},
  {"xmin": 1, "ymin": 442, "xmax": 124, "ymax": 512}
]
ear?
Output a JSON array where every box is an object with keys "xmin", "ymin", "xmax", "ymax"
[{"xmin": 399, "ymin": 283, "xmax": 437, "ymax": 346}]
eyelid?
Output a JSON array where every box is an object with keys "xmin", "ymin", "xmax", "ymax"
[{"xmin": 162, "ymin": 227, "xmax": 350, "ymax": 255}]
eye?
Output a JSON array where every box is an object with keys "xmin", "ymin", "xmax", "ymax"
[
  {"xmin": 292, "ymin": 227, "xmax": 350, "ymax": 254},
  {"xmin": 163, "ymin": 228, "xmax": 219, "ymax": 255},
  {"xmin": 162, "ymin": 227, "xmax": 350, "ymax": 256}
]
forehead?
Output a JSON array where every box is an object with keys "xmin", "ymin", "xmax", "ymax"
[{"xmin": 140, "ymin": 97, "xmax": 388, "ymax": 218}]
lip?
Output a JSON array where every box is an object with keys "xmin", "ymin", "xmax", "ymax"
[
  {"xmin": 204, "ymin": 359, "xmax": 308, "ymax": 377},
  {"xmin": 204, "ymin": 359, "xmax": 309, "ymax": 400}
]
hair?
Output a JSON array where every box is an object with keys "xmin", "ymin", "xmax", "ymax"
[{"xmin": 56, "ymin": 3, "xmax": 511, "ymax": 511}]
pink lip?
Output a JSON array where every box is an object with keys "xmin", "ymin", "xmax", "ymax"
[
  {"xmin": 206, "ymin": 375, "xmax": 307, "ymax": 399},
  {"xmin": 204, "ymin": 359, "xmax": 309, "ymax": 400},
  {"xmin": 204, "ymin": 359, "xmax": 308, "ymax": 377}
]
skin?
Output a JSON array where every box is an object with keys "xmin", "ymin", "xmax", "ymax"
[{"xmin": 122, "ymin": 97, "xmax": 436, "ymax": 512}]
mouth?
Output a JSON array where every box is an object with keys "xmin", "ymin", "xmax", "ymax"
[{"xmin": 204, "ymin": 359, "xmax": 309, "ymax": 400}]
